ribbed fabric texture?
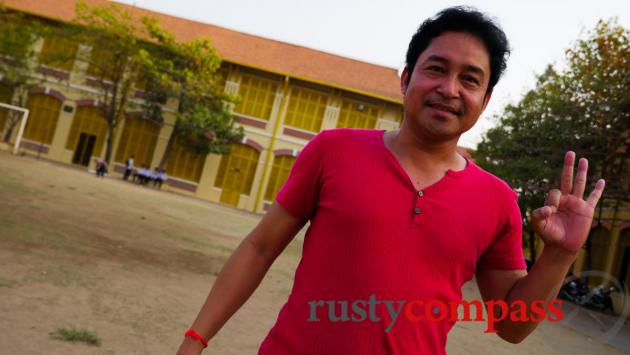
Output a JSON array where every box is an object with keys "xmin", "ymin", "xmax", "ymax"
[{"xmin": 259, "ymin": 128, "xmax": 526, "ymax": 355}]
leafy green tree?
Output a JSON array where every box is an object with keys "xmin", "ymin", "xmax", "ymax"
[
  {"xmin": 475, "ymin": 19, "xmax": 629, "ymax": 264},
  {"xmin": 0, "ymin": 6, "xmax": 42, "ymax": 142},
  {"xmin": 563, "ymin": 19, "xmax": 629, "ymax": 206},
  {"xmin": 140, "ymin": 18, "xmax": 243, "ymax": 171},
  {"xmin": 61, "ymin": 0, "xmax": 154, "ymax": 164}
]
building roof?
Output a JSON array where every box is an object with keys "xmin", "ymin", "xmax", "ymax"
[{"xmin": 5, "ymin": 0, "xmax": 403, "ymax": 103}]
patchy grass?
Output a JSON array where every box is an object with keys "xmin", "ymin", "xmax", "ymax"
[
  {"xmin": 0, "ymin": 151, "xmax": 295, "ymax": 354},
  {"xmin": 0, "ymin": 277, "xmax": 16, "ymax": 288},
  {"xmin": 0, "ymin": 175, "xmax": 45, "ymax": 196},
  {"xmin": 29, "ymin": 262, "xmax": 101, "ymax": 287},
  {"xmin": 50, "ymin": 327, "xmax": 101, "ymax": 346}
]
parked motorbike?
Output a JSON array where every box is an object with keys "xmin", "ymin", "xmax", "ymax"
[{"xmin": 559, "ymin": 276, "xmax": 617, "ymax": 313}]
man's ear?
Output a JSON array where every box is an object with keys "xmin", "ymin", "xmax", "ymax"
[
  {"xmin": 400, "ymin": 66, "xmax": 410, "ymax": 95},
  {"xmin": 481, "ymin": 90, "xmax": 493, "ymax": 113}
]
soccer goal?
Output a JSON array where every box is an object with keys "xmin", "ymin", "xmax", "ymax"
[{"xmin": 0, "ymin": 102, "xmax": 29, "ymax": 155}]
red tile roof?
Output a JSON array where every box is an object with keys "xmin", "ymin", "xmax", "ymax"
[{"xmin": 5, "ymin": 0, "xmax": 403, "ymax": 102}]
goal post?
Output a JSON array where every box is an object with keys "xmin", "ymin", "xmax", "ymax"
[{"xmin": 0, "ymin": 102, "xmax": 29, "ymax": 155}]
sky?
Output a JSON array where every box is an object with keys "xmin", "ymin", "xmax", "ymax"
[{"xmin": 116, "ymin": 0, "xmax": 629, "ymax": 148}]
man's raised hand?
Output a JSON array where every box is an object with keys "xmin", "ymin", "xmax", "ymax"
[{"xmin": 531, "ymin": 151, "xmax": 606, "ymax": 254}]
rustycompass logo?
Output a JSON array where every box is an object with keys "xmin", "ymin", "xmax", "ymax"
[{"xmin": 307, "ymin": 295, "xmax": 564, "ymax": 333}]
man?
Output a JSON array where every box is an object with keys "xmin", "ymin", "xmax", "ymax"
[
  {"xmin": 95, "ymin": 158, "xmax": 108, "ymax": 178},
  {"xmin": 177, "ymin": 7, "xmax": 605, "ymax": 354},
  {"xmin": 124, "ymin": 155, "xmax": 134, "ymax": 181}
]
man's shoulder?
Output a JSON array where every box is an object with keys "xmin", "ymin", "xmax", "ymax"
[{"xmin": 469, "ymin": 163, "xmax": 517, "ymax": 199}]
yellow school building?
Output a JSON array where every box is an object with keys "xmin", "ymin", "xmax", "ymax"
[{"xmin": 1, "ymin": 0, "xmax": 404, "ymax": 214}]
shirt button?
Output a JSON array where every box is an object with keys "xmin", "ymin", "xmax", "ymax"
[
  {"xmin": 414, "ymin": 207, "xmax": 421, "ymax": 214},
  {"xmin": 418, "ymin": 190, "xmax": 424, "ymax": 197}
]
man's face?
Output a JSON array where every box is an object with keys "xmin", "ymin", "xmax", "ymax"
[{"xmin": 401, "ymin": 31, "xmax": 492, "ymax": 141}]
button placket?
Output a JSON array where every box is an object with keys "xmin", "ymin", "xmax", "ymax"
[{"xmin": 412, "ymin": 190, "xmax": 424, "ymax": 224}]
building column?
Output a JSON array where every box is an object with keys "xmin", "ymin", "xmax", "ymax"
[
  {"xmin": 196, "ymin": 153, "xmax": 222, "ymax": 201},
  {"xmin": 251, "ymin": 79, "xmax": 289, "ymax": 213},
  {"xmin": 48, "ymin": 101, "xmax": 75, "ymax": 163},
  {"xmin": 245, "ymin": 150, "xmax": 268, "ymax": 212}
]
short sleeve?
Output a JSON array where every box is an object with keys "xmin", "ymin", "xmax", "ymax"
[
  {"xmin": 275, "ymin": 131, "xmax": 327, "ymax": 221},
  {"xmin": 477, "ymin": 193, "xmax": 527, "ymax": 270}
]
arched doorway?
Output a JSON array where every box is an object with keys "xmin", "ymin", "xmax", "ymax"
[
  {"xmin": 115, "ymin": 115, "xmax": 160, "ymax": 169},
  {"xmin": 66, "ymin": 106, "xmax": 107, "ymax": 166},
  {"xmin": 215, "ymin": 144, "xmax": 260, "ymax": 207},
  {"xmin": 23, "ymin": 93, "xmax": 62, "ymax": 145}
]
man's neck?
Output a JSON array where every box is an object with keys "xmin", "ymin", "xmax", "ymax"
[{"xmin": 384, "ymin": 128, "xmax": 466, "ymax": 173}]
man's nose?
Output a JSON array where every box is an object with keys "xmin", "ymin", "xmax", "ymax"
[{"xmin": 436, "ymin": 76, "xmax": 459, "ymax": 98}]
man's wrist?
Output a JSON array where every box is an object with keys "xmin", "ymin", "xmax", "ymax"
[
  {"xmin": 540, "ymin": 244, "xmax": 579, "ymax": 265},
  {"xmin": 178, "ymin": 336, "xmax": 207, "ymax": 354}
]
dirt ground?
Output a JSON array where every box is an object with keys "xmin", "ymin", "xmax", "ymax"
[{"xmin": 0, "ymin": 150, "xmax": 626, "ymax": 355}]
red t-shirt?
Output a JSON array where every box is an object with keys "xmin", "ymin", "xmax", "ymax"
[{"xmin": 259, "ymin": 128, "xmax": 526, "ymax": 354}]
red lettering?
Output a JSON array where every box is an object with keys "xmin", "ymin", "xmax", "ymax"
[
  {"xmin": 404, "ymin": 300, "xmax": 423, "ymax": 322},
  {"xmin": 484, "ymin": 300, "xmax": 508, "ymax": 333},
  {"xmin": 509, "ymin": 300, "xmax": 529, "ymax": 322},
  {"xmin": 547, "ymin": 300, "xmax": 564, "ymax": 322},
  {"xmin": 530, "ymin": 300, "xmax": 546, "ymax": 322},
  {"xmin": 448, "ymin": 300, "xmax": 484, "ymax": 322}
]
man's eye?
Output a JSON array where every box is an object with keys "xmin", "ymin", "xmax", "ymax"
[
  {"xmin": 425, "ymin": 66, "xmax": 446, "ymax": 74},
  {"xmin": 463, "ymin": 76, "xmax": 480, "ymax": 85}
]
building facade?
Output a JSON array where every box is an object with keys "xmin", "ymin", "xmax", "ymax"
[{"xmin": 1, "ymin": 0, "xmax": 403, "ymax": 214}]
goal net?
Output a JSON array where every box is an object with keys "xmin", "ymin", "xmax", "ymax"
[{"xmin": 0, "ymin": 102, "xmax": 29, "ymax": 155}]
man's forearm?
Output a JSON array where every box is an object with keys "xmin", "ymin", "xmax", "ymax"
[
  {"xmin": 495, "ymin": 246, "xmax": 577, "ymax": 343},
  {"xmin": 177, "ymin": 237, "xmax": 275, "ymax": 354}
]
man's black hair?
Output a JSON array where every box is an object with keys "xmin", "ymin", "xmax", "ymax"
[{"xmin": 405, "ymin": 6, "xmax": 510, "ymax": 92}]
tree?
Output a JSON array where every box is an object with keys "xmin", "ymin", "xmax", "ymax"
[
  {"xmin": 140, "ymin": 18, "xmax": 243, "ymax": 171},
  {"xmin": 0, "ymin": 6, "xmax": 42, "ymax": 142},
  {"xmin": 474, "ymin": 19, "xmax": 629, "ymax": 264},
  {"xmin": 563, "ymin": 19, "xmax": 630, "ymax": 206},
  {"xmin": 61, "ymin": 0, "xmax": 154, "ymax": 164}
]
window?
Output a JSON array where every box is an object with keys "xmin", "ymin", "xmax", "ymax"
[
  {"xmin": 39, "ymin": 36, "xmax": 78, "ymax": 72},
  {"xmin": 23, "ymin": 94, "xmax": 61, "ymax": 144},
  {"xmin": 284, "ymin": 86, "xmax": 328, "ymax": 132},
  {"xmin": 0, "ymin": 84, "xmax": 14, "ymax": 133},
  {"xmin": 86, "ymin": 45, "xmax": 116, "ymax": 80},
  {"xmin": 166, "ymin": 138, "xmax": 206, "ymax": 182},
  {"xmin": 216, "ymin": 66, "xmax": 229, "ymax": 93},
  {"xmin": 264, "ymin": 155, "xmax": 295, "ymax": 201},
  {"xmin": 65, "ymin": 106, "xmax": 108, "ymax": 156},
  {"xmin": 234, "ymin": 73, "xmax": 279, "ymax": 120},
  {"xmin": 337, "ymin": 98, "xmax": 380, "ymax": 129},
  {"xmin": 115, "ymin": 116, "xmax": 160, "ymax": 168}
]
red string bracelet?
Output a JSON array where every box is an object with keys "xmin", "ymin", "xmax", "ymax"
[{"xmin": 184, "ymin": 329, "xmax": 208, "ymax": 348}]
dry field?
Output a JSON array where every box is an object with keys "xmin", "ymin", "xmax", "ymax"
[{"xmin": 0, "ymin": 150, "xmax": 625, "ymax": 354}]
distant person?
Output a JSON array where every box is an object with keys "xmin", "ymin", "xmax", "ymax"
[
  {"xmin": 135, "ymin": 165, "xmax": 151, "ymax": 185},
  {"xmin": 95, "ymin": 159, "xmax": 108, "ymax": 178},
  {"xmin": 132, "ymin": 165, "xmax": 147, "ymax": 184},
  {"xmin": 123, "ymin": 155, "xmax": 134, "ymax": 181},
  {"xmin": 153, "ymin": 168, "xmax": 168, "ymax": 189}
]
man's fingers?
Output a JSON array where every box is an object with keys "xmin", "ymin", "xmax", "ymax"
[
  {"xmin": 572, "ymin": 158, "xmax": 588, "ymax": 199},
  {"xmin": 560, "ymin": 151, "xmax": 575, "ymax": 194},
  {"xmin": 587, "ymin": 179, "xmax": 606, "ymax": 207},
  {"xmin": 546, "ymin": 189, "xmax": 561, "ymax": 209},
  {"xmin": 532, "ymin": 207, "xmax": 550, "ymax": 232}
]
